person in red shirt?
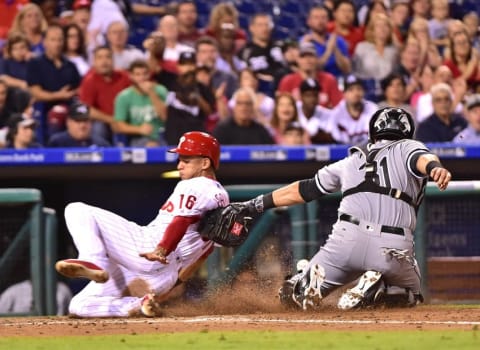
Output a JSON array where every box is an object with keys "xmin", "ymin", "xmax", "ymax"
[
  {"xmin": 79, "ymin": 46, "xmax": 130, "ymax": 142},
  {"xmin": 327, "ymin": 0, "xmax": 364, "ymax": 56},
  {"xmin": 277, "ymin": 42, "xmax": 343, "ymax": 109}
]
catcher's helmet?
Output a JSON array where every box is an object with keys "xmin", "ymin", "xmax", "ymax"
[
  {"xmin": 369, "ymin": 107, "xmax": 415, "ymax": 142},
  {"xmin": 169, "ymin": 131, "xmax": 220, "ymax": 169}
]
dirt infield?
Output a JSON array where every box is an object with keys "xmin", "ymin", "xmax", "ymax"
[
  {"xmin": 1, "ymin": 279, "xmax": 480, "ymax": 337},
  {"xmin": 1, "ymin": 306, "xmax": 480, "ymax": 337}
]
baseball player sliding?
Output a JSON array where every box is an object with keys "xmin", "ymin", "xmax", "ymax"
[
  {"xmin": 224, "ymin": 107, "xmax": 452, "ymax": 310},
  {"xmin": 55, "ymin": 132, "xmax": 229, "ymax": 317}
]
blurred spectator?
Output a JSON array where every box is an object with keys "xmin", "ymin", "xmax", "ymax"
[
  {"xmin": 463, "ymin": 12, "xmax": 480, "ymax": 52},
  {"xmin": 453, "ymin": 94, "xmax": 480, "ymax": 143},
  {"xmin": 416, "ymin": 82, "xmax": 467, "ymax": 142},
  {"xmin": 296, "ymin": 78, "xmax": 335, "ymax": 144},
  {"xmin": 282, "ymin": 122, "xmax": 308, "ymax": 146},
  {"xmin": 154, "ymin": 15, "xmax": 193, "ymax": 73},
  {"xmin": 26, "ymin": 25, "xmax": 80, "ymax": 110},
  {"xmin": 410, "ymin": 0, "xmax": 431, "ymax": 20},
  {"xmin": 0, "ymin": 80, "xmax": 31, "ymax": 129},
  {"xmin": 143, "ymin": 31, "xmax": 177, "ymax": 89},
  {"xmin": 5, "ymin": 113, "xmax": 41, "ymax": 149},
  {"xmin": 48, "ymin": 101, "xmax": 110, "ymax": 147},
  {"xmin": 228, "ymin": 69, "xmax": 274, "ymax": 126},
  {"xmin": 428, "ymin": 0, "xmax": 451, "ymax": 51},
  {"xmin": 33, "ymin": 0, "xmax": 59, "ymax": 25},
  {"xmin": 79, "ymin": 46, "xmax": 131, "ymax": 142},
  {"xmin": 395, "ymin": 37, "xmax": 423, "ymax": 99},
  {"xmin": 204, "ymin": 2, "xmax": 247, "ymax": 53},
  {"xmin": 391, "ymin": 0, "xmax": 411, "ymax": 45},
  {"xmin": 176, "ymin": 0, "xmax": 202, "ymax": 48},
  {"xmin": 87, "ymin": 0, "xmax": 128, "ymax": 37},
  {"xmin": 378, "ymin": 72, "xmax": 414, "ymax": 116},
  {"xmin": 10, "ymin": 3, "xmax": 48, "ymax": 56},
  {"xmin": 63, "ymin": 23, "xmax": 90, "ymax": 76},
  {"xmin": 353, "ymin": 13, "xmax": 399, "ymax": 81},
  {"xmin": 237, "ymin": 14, "xmax": 284, "ymax": 91},
  {"xmin": 301, "ymin": 5, "xmax": 351, "ymax": 78},
  {"xmin": 408, "ymin": 17, "xmax": 443, "ymax": 68},
  {"xmin": 213, "ymin": 87, "xmax": 274, "ymax": 145},
  {"xmin": 358, "ymin": 0, "xmax": 387, "ymax": 29},
  {"xmin": 410, "ymin": 64, "xmax": 434, "ymax": 113},
  {"xmin": 130, "ymin": 0, "xmax": 170, "ymax": 36},
  {"xmin": 444, "ymin": 30, "xmax": 480, "ymax": 89},
  {"xmin": 416, "ymin": 65, "xmax": 465, "ymax": 122},
  {"xmin": 329, "ymin": 75, "xmax": 378, "ymax": 144},
  {"xmin": 327, "ymin": 0, "xmax": 364, "ymax": 56},
  {"xmin": 164, "ymin": 51, "xmax": 214, "ymax": 145},
  {"xmin": 278, "ymin": 42, "xmax": 342, "ymax": 109},
  {"xmin": 0, "ymin": 32, "xmax": 31, "ymax": 90},
  {"xmin": 0, "ymin": 280, "xmax": 72, "ymax": 316},
  {"xmin": 195, "ymin": 36, "xmax": 238, "ymax": 99},
  {"xmin": 272, "ymin": 39, "xmax": 299, "ymax": 90},
  {"xmin": 71, "ymin": 0, "xmax": 92, "ymax": 36},
  {"xmin": 106, "ymin": 21, "xmax": 145, "ymax": 70},
  {"xmin": 268, "ymin": 93, "xmax": 308, "ymax": 145},
  {"xmin": 114, "ymin": 59, "xmax": 167, "ymax": 147},
  {"xmin": 216, "ymin": 22, "xmax": 247, "ymax": 75}
]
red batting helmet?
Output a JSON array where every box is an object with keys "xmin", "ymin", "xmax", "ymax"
[{"xmin": 169, "ymin": 131, "xmax": 221, "ymax": 169}]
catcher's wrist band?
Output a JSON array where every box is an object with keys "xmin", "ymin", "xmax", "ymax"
[
  {"xmin": 425, "ymin": 160, "xmax": 443, "ymax": 175},
  {"xmin": 252, "ymin": 193, "xmax": 274, "ymax": 213}
]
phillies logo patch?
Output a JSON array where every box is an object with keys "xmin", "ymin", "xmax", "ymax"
[{"xmin": 230, "ymin": 222, "xmax": 244, "ymax": 236}]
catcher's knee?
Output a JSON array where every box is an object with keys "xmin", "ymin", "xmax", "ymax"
[{"xmin": 278, "ymin": 259, "xmax": 326, "ymax": 310}]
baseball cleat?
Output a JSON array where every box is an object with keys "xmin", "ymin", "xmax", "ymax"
[
  {"xmin": 296, "ymin": 259, "xmax": 309, "ymax": 274},
  {"xmin": 140, "ymin": 293, "xmax": 162, "ymax": 317},
  {"xmin": 302, "ymin": 264, "xmax": 325, "ymax": 310},
  {"xmin": 55, "ymin": 259, "xmax": 109, "ymax": 283},
  {"xmin": 337, "ymin": 270, "xmax": 383, "ymax": 310}
]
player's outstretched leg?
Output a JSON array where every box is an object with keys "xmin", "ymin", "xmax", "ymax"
[
  {"xmin": 337, "ymin": 270, "xmax": 384, "ymax": 310},
  {"xmin": 279, "ymin": 259, "xmax": 326, "ymax": 310},
  {"xmin": 55, "ymin": 259, "xmax": 109, "ymax": 283}
]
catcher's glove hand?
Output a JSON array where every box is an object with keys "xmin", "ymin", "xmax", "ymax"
[{"xmin": 198, "ymin": 204, "xmax": 253, "ymax": 247}]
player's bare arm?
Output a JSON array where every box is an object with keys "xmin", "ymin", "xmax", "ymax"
[
  {"xmin": 271, "ymin": 181, "xmax": 305, "ymax": 207},
  {"xmin": 416, "ymin": 153, "xmax": 452, "ymax": 191}
]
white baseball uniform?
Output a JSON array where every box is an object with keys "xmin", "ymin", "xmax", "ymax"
[{"xmin": 66, "ymin": 176, "xmax": 229, "ymax": 317}]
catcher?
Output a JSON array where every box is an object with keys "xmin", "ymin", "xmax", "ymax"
[
  {"xmin": 222, "ymin": 107, "xmax": 452, "ymax": 310},
  {"xmin": 55, "ymin": 131, "xmax": 248, "ymax": 317}
]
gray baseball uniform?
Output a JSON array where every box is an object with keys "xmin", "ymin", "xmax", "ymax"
[{"xmin": 309, "ymin": 138, "xmax": 429, "ymax": 295}]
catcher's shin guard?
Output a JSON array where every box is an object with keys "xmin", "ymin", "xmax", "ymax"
[
  {"xmin": 279, "ymin": 262, "xmax": 325, "ymax": 310},
  {"xmin": 337, "ymin": 270, "xmax": 384, "ymax": 310}
]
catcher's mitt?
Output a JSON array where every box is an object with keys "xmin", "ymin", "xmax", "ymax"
[{"xmin": 198, "ymin": 204, "xmax": 253, "ymax": 247}]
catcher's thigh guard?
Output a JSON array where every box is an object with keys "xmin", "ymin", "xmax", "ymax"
[{"xmin": 279, "ymin": 261, "xmax": 326, "ymax": 310}]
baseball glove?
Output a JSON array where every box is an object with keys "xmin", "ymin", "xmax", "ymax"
[{"xmin": 198, "ymin": 204, "xmax": 253, "ymax": 247}]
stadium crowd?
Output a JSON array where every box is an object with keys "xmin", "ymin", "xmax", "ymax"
[{"xmin": 0, "ymin": 0, "xmax": 480, "ymax": 149}]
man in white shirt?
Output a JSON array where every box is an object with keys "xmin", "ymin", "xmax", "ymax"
[
  {"xmin": 329, "ymin": 75, "xmax": 378, "ymax": 145},
  {"xmin": 296, "ymin": 78, "xmax": 335, "ymax": 143}
]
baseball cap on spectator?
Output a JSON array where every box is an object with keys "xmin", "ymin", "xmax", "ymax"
[
  {"xmin": 7, "ymin": 113, "xmax": 36, "ymax": 129},
  {"xmin": 465, "ymin": 94, "xmax": 480, "ymax": 110},
  {"xmin": 300, "ymin": 78, "xmax": 321, "ymax": 93},
  {"xmin": 47, "ymin": 104, "xmax": 69, "ymax": 127},
  {"xmin": 69, "ymin": 102, "xmax": 90, "ymax": 121},
  {"xmin": 299, "ymin": 42, "xmax": 317, "ymax": 57},
  {"xmin": 178, "ymin": 51, "xmax": 196, "ymax": 65},
  {"xmin": 73, "ymin": 0, "xmax": 91, "ymax": 10},
  {"xmin": 343, "ymin": 75, "xmax": 364, "ymax": 91}
]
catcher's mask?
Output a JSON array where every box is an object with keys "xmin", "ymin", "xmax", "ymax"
[
  {"xmin": 169, "ymin": 131, "xmax": 220, "ymax": 169},
  {"xmin": 368, "ymin": 107, "xmax": 415, "ymax": 143}
]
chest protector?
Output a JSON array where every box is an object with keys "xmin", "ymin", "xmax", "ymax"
[{"xmin": 342, "ymin": 143, "xmax": 418, "ymax": 209}]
